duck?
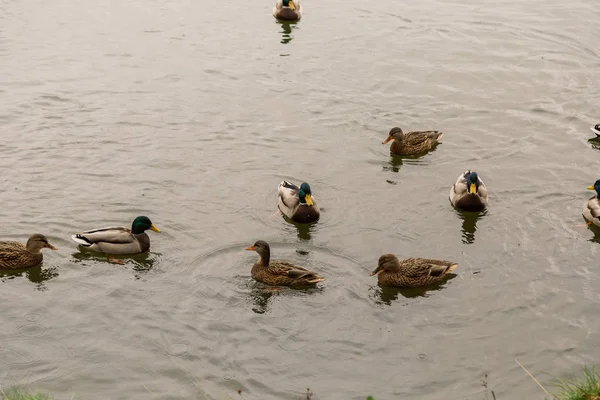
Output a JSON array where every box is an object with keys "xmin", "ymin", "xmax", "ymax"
[
  {"xmin": 370, "ymin": 254, "xmax": 458, "ymax": 288},
  {"xmin": 449, "ymin": 170, "xmax": 489, "ymax": 212},
  {"xmin": 273, "ymin": 0, "xmax": 302, "ymax": 21},
  {"xmin": 0, "ymin": 234, "xmax": 57, "ymax": 270},
  {"xmin": 591, "ymin": 124, "xmax": 600, "ymax": 137},
  {"xmin": 71, "ymin": 216, "xmax": 160, "ymax": 255},
  {"xmin": 583, "ymin": 179, "xmax": 600, "ymax": 227},
  {"xmin": 382, "ymin": 127, "xmax": 443, "ymax": 156},
  {"xmin": 244, "ymin": 240, "xmax": 325, "ymax": 287},
  {"xmin": 278, "ymin": 181, "xmax": 320, "ymax": 223}
]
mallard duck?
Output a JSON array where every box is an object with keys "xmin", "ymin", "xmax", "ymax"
[
  {"xmin": 382, "ymin": 127, "xmax": 443, "ymax": 156},
  {"xmin": 278, "ymin": 181, "xmax": 320, "ymax": 223},
  {"xmin": 0, "ymin": 234, "xmax": 57, "ymax": 270},
  {"xmin": 370, "ymin": 254, "xmax": 458, "ymax": 288},
  {"xmin": 244, "ymin": 240, "xmax": 325, "ymax": 287},
  {"xmin": 71, "ymin": 216, "xmax": 160, "ymax": 255},
  {"xmin": 591, "ymin": 124, "xmax": 600, "ymax": 137},
  {"xmin": 273, "ymin": 0, "xmax": 302, "ymax": 21},
  {"xmin": 583, "ymin": 179, "xmax": 600, "ymax": 227},
  {"xmin": 449, "ymin": 170, "xmax": 489, "ymax": 212}
]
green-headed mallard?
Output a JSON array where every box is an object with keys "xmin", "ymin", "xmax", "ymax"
[
  {"xmin": 273, "ymin": 0, "xmax": 302, "ymax": 21},
  {"xmin": 370, "ymin": 254, "xmax": 458, "ymax": 288},
  {"xmin": 583, "ymin": 179, "xmax": 600, "ymax": 227},
  {"xmin": 278, "ymin": 181, "xmax": 320, "ymax": 223},
  {"xmin": 0, "ymin": 234, "xmax": 57, "ymax": 270},
  {"xmin": 244, "ymin": 240, "xmax": 325, "ymax": 287},
  {"xmin": 382, "ymin": 127, "xmax": 443, "ymax": 156},
  {"xmin": 71, "ymin": 216, "xmax": 160, "ymax": 255},
  {"xmin": 449, "ymin": 170, "xmax": 489, "ymax": 212}
]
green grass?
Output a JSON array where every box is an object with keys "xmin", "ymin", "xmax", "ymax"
[
  {"xmin": 553, "ymin": 367, "xmax": 600, "ymax": 400},
  {"xmin": 0, "ymin": 387, "xmax": 52, "ymax": 400}
]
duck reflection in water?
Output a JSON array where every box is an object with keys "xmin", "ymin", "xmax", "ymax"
[
  {"xmin": 71, "ymin": 249, "xmax": 159, "ymax": 276},
  {"xmin": 456, "ymin": 209, "xmax": 487, "ymax": 245},
  {"xmin": 371, "ymin": 282, "xmax": 451, "ymax": 306},
  {"xmin": 0, "ymin": 264, "xmax": 59, "ymax": 290},
  {"xmin": 277, "ymin": 21, "xmax": 296, "ymax": 44}
]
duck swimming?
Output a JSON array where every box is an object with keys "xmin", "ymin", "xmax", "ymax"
[
  {"xmin": 382, "ymin": 127, "xmax": 443, "ymax": 156},
  {"xmin": 71, "ymin": 216, "xmax": 160, "ymax": 255},
  {"xmin": 273, "ymin": 0, "xmax": 302, "ymax": 21},
  {"xmin": 583, "ymin": 179, "xmax": 600, "ymax": 227},
  {"xmin": 244, "ymin": 240, "xmax": 325, "ymax": 287},
  {"xmin": 449, "ymin": 170, "xmax": 489, "ymax": 212},
  {"xmin": 370, "ymin": 254, "xmax": 458, "ymax": 288},
  {"xmin": 0, "ymin": 234, "xmax": 57, "ymax": 270},
  {"xmin": 278, "ymin": 181, "xmax": 320, "ymax": 223}
]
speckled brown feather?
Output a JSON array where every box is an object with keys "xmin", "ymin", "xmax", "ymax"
[
  {"xmin": 0, "ymin": 241, "xmax": 42, "ymax": 270},
  {"xmin": 386, "ymin": 129, "xmax": 443, "ymax": 156},
  {"xmin": 373, "ymin": 255, "xmax": 457, "ymax": 288}
]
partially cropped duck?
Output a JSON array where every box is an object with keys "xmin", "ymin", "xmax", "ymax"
[
  {"xmin": 0, "ymin": 234, "xmax": 57, "ymax": 270},
  {"xmin": 273, "ymin": 0, "xmax": 302, "ymax": 21},
  {"xmin": 244, "ymin": 240, "xmax": 325, "ymax": 287},
  {"xmin": 449, "ymin": 170, "xmax": 489, "ymax": 212},
  {"xmin": 71, "ymin": 216, "xmax": 160, "ymax": 255},
  {"xmin": 370, "ymin": 254, "xmax": 458, "ymax": 288},
  {"xmin": 583, "ymin": 179, "xmax": 600, "ymax": 227},
  {"xmin": 278, "ymin": 181, "xmax": 320, "ymax": 223},
  {"xmin": 382, "ymin": 127, "xmax": 443, "ymax": 156}
]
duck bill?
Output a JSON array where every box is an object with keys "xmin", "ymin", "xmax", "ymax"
[
  {"xmin": 469, "ymin": 183, "xmax": 477, "ymax": 194},
  {"xmin": 370, "ymin": 266, "xmax": 382, "ymax": 276},
  {"xmin": 587, "ymin": 185, "xmax": 595, "ymax": 190},
  {"xmin": 150, "ymin": 224, "xmax": 161, "ymax": 233},
  {"xmin": 382, "ymin": 135, "xmax": 393, "ymax": 144},
  {"xmin": 244, "ymin": 246, "xmax": 255, "ymax": 251},
  {"xmin": 47, "ymin": 244, "xmax": 58, "ymax": 250},
  {"xmin": 304, "ymin": 194, "xmax": 313, "ymax": 206},
  {"xmin": 288, "ymin": 0, "xmax": 296, "ymax": 10}
]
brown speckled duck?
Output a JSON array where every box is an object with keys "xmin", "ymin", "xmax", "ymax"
[
  {"xmin": 244, "ymin": 240, "xmax": 325, "ymax": 287},
  {"xmin": 382, "ymin": 127, "xmax": 443, "ymax": 155},
  {"xmin": 370, "ymin": 254, "xmax": 458, "ymax": 288},
  {"xmin": 0, "ymin": 234, "xmax": 57, "ymax": 270}
]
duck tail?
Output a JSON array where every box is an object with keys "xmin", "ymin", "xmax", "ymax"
[
  {"xmin": 71, "ymin": 234, "xmax": 92, "ymax": 246},
  {"xmin": 307, "ymin": 276, "xmax": 326, "ymax": 283}
]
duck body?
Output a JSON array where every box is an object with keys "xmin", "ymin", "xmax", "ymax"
[
  {"xmin": 382, "ymin": 127, "xmax": 443, "ymax": 156},
  {"xmin": 583, "ymin": 180, "xmax": 600, "ymax": 227},
  {"xmin": 273, "ymin": 0, "xmax": 302, "ymax": 21},
  {"xmin": 71, "ymin": 216, "xmax": 160, "ymax": 255},
  {"xmin": 450, "ymin": 170, "xmax": 488, "ymax": 212},
  {"xmin": 0, "ymin": 234, "xmax": 57, "ymax": 270},
  {"xmin": 371, "ymin": 254, "xmax": 458, "ymax": 288},
  {"xmin": 245, "ymin": 240, "xmax": 325, "ymax": 287},
  {"xmin": 278, "ymin": 181, "xmax": 320, "ymax": 223}
]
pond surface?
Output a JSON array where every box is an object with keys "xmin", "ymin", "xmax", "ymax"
[{"xmin": 1, "ymin": 0, "xmax": 599, "ymax": 398}]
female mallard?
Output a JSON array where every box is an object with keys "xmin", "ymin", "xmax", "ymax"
[
  {"xmin": 71, "ymin": 216, "xmax": 160, "ymax": 255},
  {"xmin": 0, "ymin": 234, "xmax": 57, "ymax": 270},
  {"xmin": 278, "ymin": 181, "xmax": 320, "ymax": 223},
  {"xmin": 583, "ymin": 179, "xmax": 600, "ymax": 227},
  {"xmin": 370, "ymin": 254, "xmax": 458, "ymax": 288},
  {"xmin": 382, "ymin": 127, "xmax": 443, "ymax": 156},
  {"xmin": 273, "ymin": 0, "xmax": 302, "ymax": 21},
  {"xmin": 244, "ymin": 240, "xmax": 325, "ymax": 287},
  {"xmin": 449, "ymin": 170, "xmax": 489, "ymax": 212}
]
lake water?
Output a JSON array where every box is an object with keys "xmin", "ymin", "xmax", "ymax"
[{"xmin": 1, "ymin": 0, "xmax": 599, "ymax": 399}]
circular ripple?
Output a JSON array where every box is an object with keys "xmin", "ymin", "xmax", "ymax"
[
  {"xmin": 25, "ymin": 313, "xmax": 41, "ymax": 323},
  {"xmin": 16, "ymin": 323, "xmax": 47, "ymax": 338}
]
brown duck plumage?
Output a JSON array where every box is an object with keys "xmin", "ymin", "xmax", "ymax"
[
  {"xmin": 370, "ymin": 254, "xmax": 457, "ymax": 288},
  {"xmin": 244, "ymin": 240, "xmax": 325, "ymax": 287},
  {"xmin": 0, "ymin": 234, "xmax": 57, "ymax": 270},
  {"xmin": 382, "ymin": 127, "xmax": 443, "ymax": 156}
]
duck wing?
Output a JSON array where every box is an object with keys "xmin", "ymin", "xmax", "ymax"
[{"xmin": 71, "ymin": 226, "xmax": 135, "ymax": 247}]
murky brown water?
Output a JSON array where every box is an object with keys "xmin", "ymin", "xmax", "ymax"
[{"xmin": 1, "ymin": 0, "xmax": 599, "ymax": 399}]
